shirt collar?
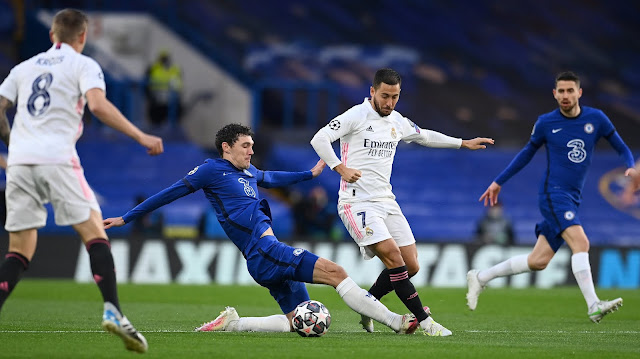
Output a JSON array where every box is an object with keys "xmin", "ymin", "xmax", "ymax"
[{"xmin": 49, "ymin": 42, "xmax": 76, "ymax": 53}]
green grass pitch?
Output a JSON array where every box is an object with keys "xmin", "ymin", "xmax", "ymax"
[{"xmin": 0, "ymin": 280, "xmax": 638, "ymax": 358}]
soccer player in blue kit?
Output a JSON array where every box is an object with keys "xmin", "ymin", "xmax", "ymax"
[
  {"xmin": 104, "ymin": 124, "xmax": 420, "ymax": 334},
  {"xmin": 466, "ymin": 71, "xmax": 636, "ymax": 322}
]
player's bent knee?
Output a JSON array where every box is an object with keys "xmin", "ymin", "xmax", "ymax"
[
  {"xmin": 529, "ymin": 258, "xmax": 549, "ymax": 271},
  {"xmin": 407, "ymin": 263, "xmax": 420, "ymax": 277},
  {"xmin": 328, "ymin": 262, "xmax": 348, "ymax": 279},
  {"xmin": 313, "ymin": 258, "xmax": 348, "ymax": 286}
]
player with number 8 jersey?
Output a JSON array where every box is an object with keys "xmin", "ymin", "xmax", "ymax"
[
  {"xmin": 0, "ymin": 8, "xmax": 162, "ymax": 353},
  {"xmin": 1, "ymin": 41, "xmax": 106, "ymax": 166}
]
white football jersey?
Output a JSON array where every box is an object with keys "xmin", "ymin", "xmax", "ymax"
[
  {"xmin": 0, "ymin": 42, "xmax": 105, "ymax": 166},
  {"xmin": 313, "ymin": 98, "xmax": 461, "ymax": 203}
]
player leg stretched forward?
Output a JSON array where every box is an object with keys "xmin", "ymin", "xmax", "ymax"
[
  {"xmin": 193, "ymin": 228, "xmax": 418, "ymax": 334},
  {"xmin": 310, "ymin": 68, "xmax": 492, "ymax": 335},
  {"xmin": 103, "ymin": 124, "xmax": 420, "ymax": 335}
]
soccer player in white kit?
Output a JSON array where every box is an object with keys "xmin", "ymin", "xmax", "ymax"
[
  {"xmin": 311, "ymin": 68, "xmax": 493, "ymax": 336},
  {"xmin": 0, "ymin": 9, "xmax": 163, "ymax": 353}
]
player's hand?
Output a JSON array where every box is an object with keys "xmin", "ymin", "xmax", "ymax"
[
  {"xmin": 462, "ymin": 137, "xmax": 495, "ymax": 150},
  {"xmin": 334, "ymin": 164, "xmax": 362, "ymax": 183},
  {"xmin": 479, "ymin": 181, "xmax": 501, "ymax": 206},
  {"xmin": 622, "ymin": 167, "xmax": 640, "ymax": 205},
  {"xmin": 310, "ymin": 159, "xmax": 326, "ymax": 178},
  {"xmin": 103, "ymin": 216, "xmax": 125, "ymax": 229},
  {"xmin": 139, "ymin": 133, "xmax": 164, "ymax": 156}
]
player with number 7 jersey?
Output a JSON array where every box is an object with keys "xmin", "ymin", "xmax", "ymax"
[{"xmin": 311, "ymin": 68, "xmax": 493, "ymax": 335}]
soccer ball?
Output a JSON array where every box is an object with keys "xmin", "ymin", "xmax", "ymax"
[{"xmin": 292, "ymin": 300, "xmax": 331, "ymax": 337}]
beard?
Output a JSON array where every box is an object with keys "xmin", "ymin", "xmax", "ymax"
[{"xmin": 373, "ymin": 98, "xmax": 392, "ymax": 117}]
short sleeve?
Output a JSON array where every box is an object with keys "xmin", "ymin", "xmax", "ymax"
[
  {"xmin": 78, "ymin": 57, "xmax": 106, "ymax": 96},
  {"xmin": 0, "ymin": 68, "xmax": 18, "ymax": 103}
]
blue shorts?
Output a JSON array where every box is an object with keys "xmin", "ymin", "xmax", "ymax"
[
  {"xmin": 245, "ymin": 235, "xmax": 319, "ymax": 314},
  {"xmin": 535, "ymin": 193, "xmax": 581, "ymax": 252}
]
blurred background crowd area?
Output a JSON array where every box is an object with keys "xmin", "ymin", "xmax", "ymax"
[{"xmin": 0, "ymin": 0, "xmax": 638, "ymax": 245}]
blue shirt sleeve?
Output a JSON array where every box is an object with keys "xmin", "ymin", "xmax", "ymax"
[
  {"xmin": 529, "ymin": 119, "xmax": 545, "ymax": 147},
  {"xmin": 494, "ymin": 141, "xmax": 541, "ymax": 186},
  {"xmin": 256, "ymin": 169, "xmax": 313, "ymax": 188},
  {"xmin": 182, "ymin": 162, "xmax": 215, "ymax": 191},
  {"xmin": 605, "ymin": 131, "xmax": 635, "ymax": 168},
  {"xmin": 122, "ymin": 179, "xmax": 194, "ymax": 224}
]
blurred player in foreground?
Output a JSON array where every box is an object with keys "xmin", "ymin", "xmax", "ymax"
[
  {"xmin": 104, "ymin": 123, "xmax": 441, "ymax": 335},
  {"xmin": 469, "ymin": 71, "xmax": 635, "ymax": 323},
  {"xmin": 0, "ymin": 8, "xmax": 163, "ymax": 353},
  {"xmin": 310, "ymin": 68, "xmax": 493, "ymax": 335}
]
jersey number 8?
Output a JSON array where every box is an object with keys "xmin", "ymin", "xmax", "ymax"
[{"xmin": 27, "ymin": 73, "xmax": 53, "ymax": 117}]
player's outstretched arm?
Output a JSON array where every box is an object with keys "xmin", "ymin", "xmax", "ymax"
[
  {"xmin": 103, "ymin": 216, "xmax": 125, "ymax": 229},
  {"xmin": 479, "ymin": 181, "xmax": 502, "ymax": 207},
  {"xmin": 462, "ymin": 137, "xmax": 495, "ymax": 150},
  {"xmin": 310, "ymin": 159, "xmax": 326, "ymax": 178},
  {"xmin": 86, "ymin": 88, "xmax": 164, "ymax": 155}
]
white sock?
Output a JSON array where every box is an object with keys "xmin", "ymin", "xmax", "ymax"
[
  {"xmin": 226, "ymin": 315, "xmax": 290, "ymax": 332},
  {"xmin": 336, "ymin": 277, "xmax": 402, "ymax": 331},
  {"xmin": 103, "ymin": 301, "xmax": 122, "ymax": 319},
  {"xmin": 571, "ymin": 252, "xmax": 599, "ymax": 309},
  {"xmin": 477, "ymin": 254, "xmax": 530, "ymax": 284}
]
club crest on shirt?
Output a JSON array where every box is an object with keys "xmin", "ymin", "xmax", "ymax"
[
  {"xmin": 238, "ymin": 178, "xmax": 256, "ymax": 197},
  {"xmin": 188, "ymin": 166, "xmax": 199, "ymax": 175},
  {"xmin": 584, "ymin": 123, "xmax": 594, "ymax": 134},
  {"xmin": 564, "ymin": 211, "xmax": 575, "ymax": 220},
  {"xmin": 365, "ymin": 227, "xmax": 374, "ymax": 236},
  {"xmin": 293, "ymin": 248, "xmax": 305, "ymax": 256},
  {"xmin": 329, "ymin": 119, "xmax": 341, "ymax": 130},
  {"xmin": 391, "ymin": 127, "xmax": 397, "ymax": 139}
]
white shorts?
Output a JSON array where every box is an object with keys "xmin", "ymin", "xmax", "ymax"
[
  {"xmin": 338, "ymin": 200, "xmax": 415, "ymax": 260},
  {"xmin": 5, "ymin": 164, "xmax": 101, "ymax": 232}
]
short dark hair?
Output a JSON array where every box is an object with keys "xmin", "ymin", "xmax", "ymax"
[
  {"xmin": 373, "ymin": 68, "xmax": 402, "ymax": 89},
  {"xmin": 51, "ymin": 9, "xmax": 88, "ymax": 44},
  {"xmin": 215, "ymin": 123, "xmax": 254, "ymax": 154},
  {"xmin": 555, "ymin": 71, "xmax": 580, "ymax": 88}
]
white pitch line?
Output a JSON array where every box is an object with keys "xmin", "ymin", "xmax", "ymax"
[
  {"xmin": 1, "ymin": 329, "xmax": 639, "ymax": 334},
  {"xmin": 465, "ymin": 330, "xmax": 640, "ymax": 334}
]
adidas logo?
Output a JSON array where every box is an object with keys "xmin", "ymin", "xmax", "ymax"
[{"xmin": 366, "ymin": 126, "xmax": 374, "ymax": 132}]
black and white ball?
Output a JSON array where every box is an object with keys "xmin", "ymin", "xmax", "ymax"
[{"xmin": 292, "ymin": 300, "xmax": 331, "ymax": 337}]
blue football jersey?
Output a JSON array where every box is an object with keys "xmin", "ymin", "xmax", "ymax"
[
  {"xmin": 123, "ymin": 158, "xmax": 312, "ymax": 256},
  {"xmin": 530, "ymin": 106, "xmax": 615, "ymax": 199}
]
